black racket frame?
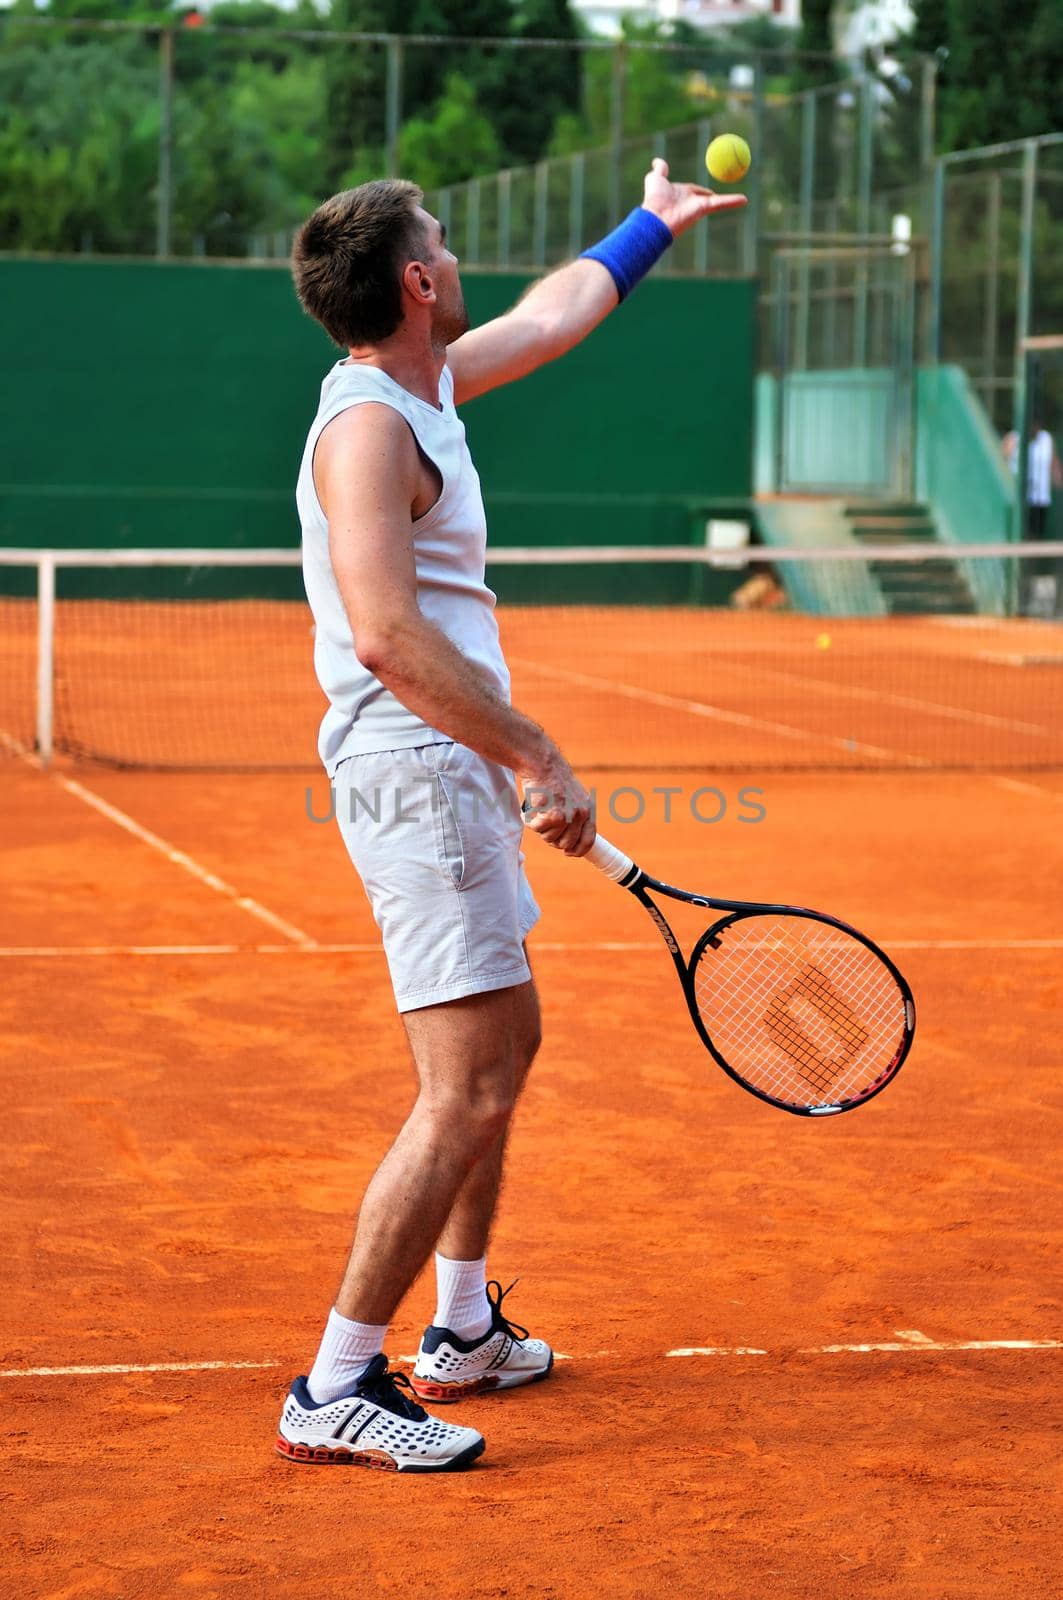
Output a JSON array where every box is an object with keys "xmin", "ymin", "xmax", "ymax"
[{"xmin": 612, "ymin": 857, "xmax": 916, "ymax": 1118}]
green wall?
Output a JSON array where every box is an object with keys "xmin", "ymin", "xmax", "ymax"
[{"xmin": 0, "ymin": 259, "xmax": 755, "ymax": 553}]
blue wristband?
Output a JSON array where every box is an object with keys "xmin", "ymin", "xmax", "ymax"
[{"xmin": 580, "ymin": 207, "xmax": 674, "ymax": 301}]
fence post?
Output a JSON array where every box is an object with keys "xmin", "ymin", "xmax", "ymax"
[
  {"xmin": 745, "ymin": 56, "xmax": 765, "ymax": 277},
  {"xmin": 467, "ymin": 179, "xmax": 481, "ymax": 265},
  {"xmin": 498, "ymin": 170, "xmax": 512, "ymax": 269},
  {"xmin": 156, "ymin": 27, "xmax": 175, "ymax": 258},
  {"xmin": 385, "ymin": 38, "xmax": 403, "ymax": 178},
  {"xmin": 36, "ymin": 553, "xmax": 55, "ymax": 770},
  {"xmin": 695, "ymin": 118, "xmax": 711, "ymax": 275},
  {"xmin": 608, "ymin": 43, "xmax": 626, "ymax": 227},
  {"xmin": 928, "ymin": 158, "xmax": 945, "ymax": 362},
  {"xmin": 984, "ymin": 171, "xmax": 1002, "ymax": 420},
  {"xmin": 533, "ymin": 162, "xmax": 548, "ymax": 268},
  {"xmin": 796, "ymin": 90, "xmax": 816, "ymax": 369},
  {"xmin": 1012, "ymin": 139, "xmax": 1039, "ymax": 549},
  {"xmin": 854, "ymin": 74, "xmax": 874, "ymax": 366},
  {"xmin": 920, "ymin": 54, "xmax": 937, "ymax": 178},
  {"xmin": 569, "ymin": 152, "xmax": 585, "ymax": 257}
]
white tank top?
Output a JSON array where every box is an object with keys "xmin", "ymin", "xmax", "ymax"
[{"xmin": 298, "ymin": 360, "xmax": 511, "ymax": 774}]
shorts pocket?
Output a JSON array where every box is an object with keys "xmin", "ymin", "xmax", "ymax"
[{"xmin": 432, "ymin": 766, "xmax": 466, "ymax": 890}]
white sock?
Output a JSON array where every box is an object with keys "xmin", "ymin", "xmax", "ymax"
[
  {"xmin": 434, "ymin": 1253, "xmax": 492, "ymax": 1341},
  {"xmin": 306, "ymin": 1307, "xmax": 387, "ymax": 1404}
]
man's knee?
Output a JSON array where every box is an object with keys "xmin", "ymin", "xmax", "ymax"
[{"xmin": 423, "ymin": 1069, "xmax": 516, "ymax": 1155}]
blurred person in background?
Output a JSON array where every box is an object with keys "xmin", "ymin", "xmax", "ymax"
[{"xmin": 1003, "ymin": 417, "xmax": 1062, "ymax": 615}]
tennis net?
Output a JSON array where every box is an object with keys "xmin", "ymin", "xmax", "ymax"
[{"xmin": 1, "ymin": 544, "xmax": 1061, "ymax": 773}]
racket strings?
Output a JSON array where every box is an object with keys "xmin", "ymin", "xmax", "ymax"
[{"xmin": 692, "ymin": 916, "xmax": 907, "ymax": 1109}]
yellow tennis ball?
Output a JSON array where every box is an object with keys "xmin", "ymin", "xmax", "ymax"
[
  {"xmin": 706, "ymin": 134, "xmax": 751, "ymax": 184},
  {"xmin": 816, "ymin": 633, "xmax": 832, "ymax": 651}
]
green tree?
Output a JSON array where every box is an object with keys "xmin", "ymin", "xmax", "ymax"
[
  {"xmin": 795, "ymin": 0, "xmax": 835, "ymax": 86},
  {"xmin": 549, "ymin": 19, "xmax": 699, "ymax": 153},
  {"xmin": 489, "ymin": 0, "xmax": 582, "ymax": 166},
  {"xmin": 322, "ymin": 0, "xmax": 407, "ymax": 187},
  {"xmin": 397, "ymin": 71, "xmax": 502, "ymax": 188},
  {"xmin": 908, "ymin": 0, "xmax": 950, "ymax": 54},
  {"xmin": 938, "ymin": 0, "xmax": 1062, "ymax": 148}
]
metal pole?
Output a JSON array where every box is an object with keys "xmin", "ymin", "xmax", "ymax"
[
  {"xmin": 36, "ymin": 553, "xmax": 55, "ymax": 769},
  {"xmin": 467, "ymin": 178, "xmax": 481, "ymax": 265},
  {"xmin": 920, "ymin": 55, "xmax": 937, "ymax": 178},
  {"xmin": 745, "ymin": 56, "xmax": 764, "ymax": 277},
  {"xmin": 498, "ymin": 170, "xmax": 511, "ymax": 269},
  {"xmin": 694, "ymin": 118, "xmax": 711, "ymax": 276},
  {"xmin": 156, "ymin": 27, "xmax": 174, "ymax": 258},
  {"xmin": 854, "ymin": 74, "xmax": 874, "ymax": 366},
  {"xmin": 796, "ymin": 90, "xmax": 816, "ymax": 370},
  {"xmin": 1012, "ymin": 139, "xmax": 1039, "ymax": 549},
  {"xmin": 984, "ymin": 171, "xmax": 1001, "ymax": 420},
  {"xmin": 569, "ymin": 152, "xmax": 585, "ymax": 257},
  {"xmin": 928, "ymin": 158, "xmax": 945, "ymax": 361},
  {"xmin": 825, "ymin": 197, "xmax": 839, "ymax": 363},
  {"xmin": 533, "ymin": 162, "xmax": 548, "ymax": 268},
  {"xmin": 773, "ymin": 252, "xmax": 789, "ymax": 492},
  {"xmin": 608, "ymin": 43, "xmax": 626, "ymax": 227},
  {"xmin": 385, "ymin": 38, "xmax": 403, "ymax": 178}
]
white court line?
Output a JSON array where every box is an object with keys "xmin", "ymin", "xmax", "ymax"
[
  {"xmin": 807, "ymin": 1340, "xmax": 1063, "ymax": 1354},
  {"xmin": 669, "ymin": 1328, "xmax": 1063, "ymax": 1356},
  {"xmin": 2, "ymin": 731, "xmax": 317, "ymax": 948},
  {"xmin": 1, "ymin": 936, "xmax": 1062, "ymax": 958},
  {"xmin": 992, "ymin": 776, "xmax": 1063, "ymax": 802},
  {"xmin": 3, "ymin": 1335, "xmax": 1059, "ymax": 1380},
  {"xmin": 716, "ymin": 657, "xmax": 1055, "ymax": 739},
  {"xmin": 509, "ymin": 656, "xmax": 924, "ymax": 768},
  {"xmin": 667, "ymin": 1347, "xmax": 769, "ymax": 1357},
  {"xmin": 57, "ymin": 775, "xmax": 318, "ymax": 948},
  {"xmin": 0, "ymin": 1360, "xmax": 281, "ymax": 1378}
]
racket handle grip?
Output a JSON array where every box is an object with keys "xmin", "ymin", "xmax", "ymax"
[{"xmin": 587, "ymin": 834, "xmax": 636, "ymax": 883}]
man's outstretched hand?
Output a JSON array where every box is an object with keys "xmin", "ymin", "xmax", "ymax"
[{"xmin": 641, "ymin": 156, "xmax": 748, "ymax": 238}]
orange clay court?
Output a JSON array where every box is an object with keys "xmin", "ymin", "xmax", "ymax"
[{"xmin": 1, "ymin": 599, "xmax": 1062, "ymax": 1599}]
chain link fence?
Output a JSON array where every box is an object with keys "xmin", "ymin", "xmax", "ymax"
[
  {"xmin": 929, "ymin": 134, "xmax": 1063, "ymax": 434},
  {"xmin": 0, "ymin": 15, "xmax": 933, "ymax": 271}
]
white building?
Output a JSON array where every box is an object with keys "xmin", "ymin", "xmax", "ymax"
[{"xmin": 573, "ymin": 1, "xmax": 801, "ymax": 39}]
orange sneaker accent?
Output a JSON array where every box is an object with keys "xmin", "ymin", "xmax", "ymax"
[
  {"xmin": 408, "ymin": 1374, "xmax": 501, "ymax": 1403},
  {"xmin": 274, "ymin": 1437, "xmax": 398, "ymax": 1470}
]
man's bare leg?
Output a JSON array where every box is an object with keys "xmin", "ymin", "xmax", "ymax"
[
  {"xmin": 436, "ymin": 972, "xmax": 541, "ymax": 1261},
  {"xmin": 332, "ymin": 979, "xmax": 534, "ymax": 1326}
]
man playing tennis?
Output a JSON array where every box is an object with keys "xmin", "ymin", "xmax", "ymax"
[{"xmin": 278, "ymin": 161, "xmax": 746, "ymax": 1470}]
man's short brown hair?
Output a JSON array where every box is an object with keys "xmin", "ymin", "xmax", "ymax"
[{"xmin": 292, "ymin": 180, "xmax": 427, "ymax": 348}]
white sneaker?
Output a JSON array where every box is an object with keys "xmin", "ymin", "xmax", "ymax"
[
  {"xmin": 275, "ymin": 1353, "xmax": 485, "ymax": 1472},
  {"xmin": 411, "ymin": 1280, "xmax": 554, "ymax": 1403}
]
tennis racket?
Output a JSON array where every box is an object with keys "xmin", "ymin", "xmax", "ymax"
[{"xmin": 586, "ymin": 834, "xmax": 914, "ymax": 1117}]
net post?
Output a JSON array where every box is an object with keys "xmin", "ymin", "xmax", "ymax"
[{"xmin": 36, "ymin": 552, "xmax": 55, "ymax": 770}]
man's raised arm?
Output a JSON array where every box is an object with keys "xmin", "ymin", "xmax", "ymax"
[{"xmin": 447, "ymin": 157, "xmax": 747, "ymax": 406}]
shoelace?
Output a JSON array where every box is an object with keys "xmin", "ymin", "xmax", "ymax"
[
  {"xmin": 486, "ymin": 1278, "xmax": 530, "ymax": 1343},
  {"xmin": 358, "ymin": 1357, "xmax": 427, "ymax": 1421}
]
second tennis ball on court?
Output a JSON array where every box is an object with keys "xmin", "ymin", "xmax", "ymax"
[{"xmin": 706, "ymin": 134, "xmax": 751, "ymax": 184}]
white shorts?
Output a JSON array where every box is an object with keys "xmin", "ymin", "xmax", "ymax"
[{"xmin": 333, "ymin": 742, "xmax": 541, "ymax": 1013}]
